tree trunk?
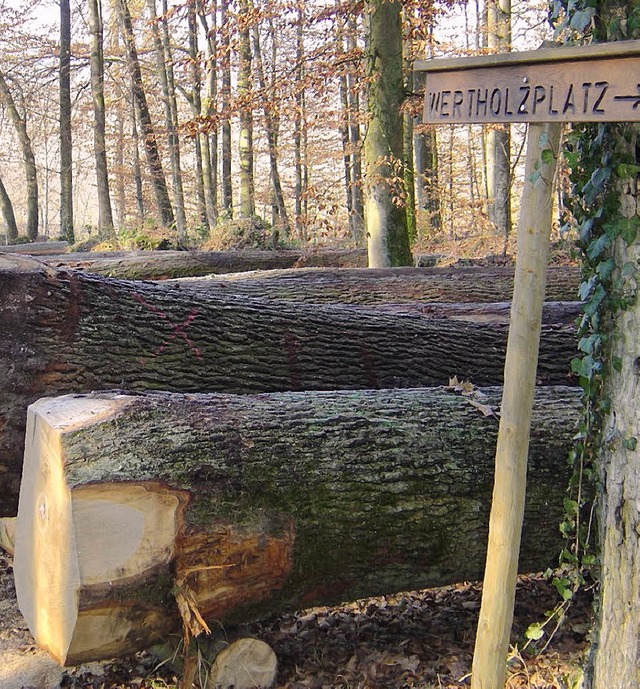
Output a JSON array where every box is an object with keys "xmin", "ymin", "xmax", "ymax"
[
  {"xmin": 198, "ymin": 0, "xmax": 219, "ymax": 230},
  {"xmin": 147, "ymin": 0, "xmax": 187, "ymax": 239},
  {"xmin": 364, "ymin": 0, "xmax": 412, "ymax": 267},
  {"xmin": 485, "ymin": 0, "xmax": 511, "ymax": 242},
  {"xmin": 220, "ymin": 0, "xmax": 233, "ymax": 216},
  {"xmin": 88, "ymin": 0, "xmax": 115, "ymax": 235},
  {"xmin": 0, "ymin": 173, "xmax": 19, "ymax": 241},
  {"xmin": 346, "ymin": 14, "xmax": 364, "ymax": 241},
  {"xmin": 40, "ymin": 248, "xmax": 369, "ymax": 279},
  {"xmin": 0, "ymin": 255, "xmax": 576, "ymax": 516},
  {"xmin": 164, "ymin": 265, "xmax": 580, "ymax": 304},
  {"xmin": 60, "ymin": 0, "xmax": 74, "ymax": 243},
  {"xmin": 587, "ymin": 136, "xmax": 640, "ymax": 689},
  {"xmin": 252, "ymin": 16, "xmax": 291, "ymax": 238},
  {"xmin": 0, "ymin": 68, "xmax": 38, "ymax": 241},
  {"xmin": 237, "ymin": 0, "xmax": 255, "ymax": 219},
  {"xmin": 117, "ymin": 0, "xmax": 175, "ymax": 228},
  {"xmin": 293, "ymin": 5, "xmax": 305, "ymax": 240},
  {"xmin": 187, "ymin": 0, "xmax": 209, "ymax": 232},
  {"xmin": 15, "ymin": 386, "xmax": 580, "ymax": 664}
]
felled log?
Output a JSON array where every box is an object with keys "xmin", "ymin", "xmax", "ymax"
[
  {"xmin": 167, "ymin": 265, "xmax": 580, "ymax": 304},
  {"xmin": 0, "ymin": 240, "xmax": 69, "ymax": 255},
  {"xmin": 38, "ymin": 248, "xmax": 368, "ymax": 280},
  {"xmin": 0, "ymin": 255, "xmax": 578, "ymax": 516},
  {"xmin": 15, "ymin": 386, "xmax": 580, "ymax": 665}
]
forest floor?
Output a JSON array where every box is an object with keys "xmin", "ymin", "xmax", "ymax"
[{"xmin": 0, "ymin": 553, "xmax": 593, "ymax": 689}]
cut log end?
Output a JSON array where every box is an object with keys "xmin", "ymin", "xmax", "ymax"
[
  {"xmin": 14, "ymin": 394, "xmax": 185, "ymax": 665},
  {"xmin": 207, "ymin": 638, "xmax": 277, "ymax": 689}
]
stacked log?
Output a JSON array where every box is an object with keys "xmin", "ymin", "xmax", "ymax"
[
  {"xmin": 0, "ymin": 255, "xmax": 577, "ymax": 516},
  {"xmin": 15, "ymin": 386, "xmax": 580, "ymax": 665}
]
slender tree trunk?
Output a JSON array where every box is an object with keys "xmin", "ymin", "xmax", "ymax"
[
  {"xmin": 485, "ymin": 0, "xmax": 511, "ymax": 243},
  {"xmin": 197, "ymin": 0, "xmax": 219, "ymax": 230},
  {"xmin": 364, "ymin": 0, "xmax": 412, "ymax": 267},
  {"xmin": 115, "ymin": 99, "xmax": 127, "ymax": 226},
  {"xmin": 293, "ymin": 5, "xmax": 305, "ymax": 239},
  {"xmin": 252, "ymin": 15, "xmax": 290, "ymax": 238},
  {"xmin": 88, "ymin": 0, "xmax": 115, "ymax": 235},
  {"xmin": 186, "ymin": 0, "xmax": 209, "ymax": 231},
  {"xmin": 0, "ymin": 69, "xmax": 38, "ymax": 240},
  {"xmin": 237, "ymin": 0, "xmax": 255, "ymax": 219},
  {"xmin": 346, "ymin": 15, "xmax": 365, "ymax": 241},
  {"xmin": 336, "ymin": 5, "xmax": 357, "ymax": 243},
  {"xmin": 146, "ymin": 0, "xmax": 187, "ymax": 238},
  {"xmin": 220, "ymin": 0, "xmax": 233, "ymax": 216},
  {"xmin": 130, "ymin": 90, "xmax": 145, "ymax": 220},
  {"xmin": 0, "ymin": 173, "xmax": 18, "ymax": 241},
  {"xmin": 116, "ymin": 0, "xmax": 175, "ymax": 228},
  {"xmin": 60, "ymin": 0, "xmax": 74, "ymax": 243}
]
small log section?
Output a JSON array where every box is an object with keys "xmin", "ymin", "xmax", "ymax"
[
  {"xmin": 15, "ymin": 387, "xmax": 580, "ymax": 665},
  {"xmin": 37, "ymin": 248, "xmax": 368, "ymax": 280},
  {"xmin": 167, "ymin": 265, "xmax": 580, "ymax": 304},
  {"xmin": 0, "ymin": 256, "xmax": 577, "ymax": 516}
]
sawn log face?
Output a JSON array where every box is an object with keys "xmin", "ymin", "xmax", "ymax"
[
  {"xmin": 0, "ymin": 256, "xmax": 577, "ymax": 515},
  {"xmin": 15, "ymin": 387, "xmax": 580, "ymax": 664}
]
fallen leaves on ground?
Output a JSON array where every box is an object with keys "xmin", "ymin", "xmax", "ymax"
[{"xmin": 0, "ymin": 554, "xmax": 592, "ymax": 689}]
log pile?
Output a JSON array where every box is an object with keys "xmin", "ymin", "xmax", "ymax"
[
  {"xmin": 0, "ymin": 255, "xmax": 577, "ymax": 515},
  {"xmin": 1, "ymin": 250, "xmax": 582, "ymax": 671}
]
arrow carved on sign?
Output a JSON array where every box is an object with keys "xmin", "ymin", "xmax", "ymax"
[{"xmin": 613, "ymin": 84, "xmax": 640, "ymax": 109}]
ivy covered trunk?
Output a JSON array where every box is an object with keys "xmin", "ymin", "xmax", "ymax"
[
  {"xmin": 0, "ymin": 256, "xmax": 577, "ymax": 515},
  {"xmin": 14, "ymin": 387, "xmax": 580, "ymax": 665},
  {"xmin": 550, "ymin": 3, "xmax": 640, "ymax": 688}
]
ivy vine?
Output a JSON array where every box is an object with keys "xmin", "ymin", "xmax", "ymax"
[{"xmin": 522, "ymin": 0, "xmax": 640, "ymax": 650}]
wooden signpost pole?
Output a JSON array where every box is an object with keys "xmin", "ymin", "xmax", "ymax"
[
  {"xmin": 470, "ymin": 121, "xmax": 562, "ymax": 689},
  {"xmin": 415, "ymin": 40, "xmax": 640, "ymax": 688}
]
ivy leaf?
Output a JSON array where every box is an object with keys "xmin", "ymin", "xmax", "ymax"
[
  {"xmin": 552, "ymin": 577, "xmax": 573, "ymax": 601},
  {"xmin": 586, "ymin": 233, "xmax": 612, "ymax": 260},
  {"xmin": 569, "ymin": 8, "xmax": 595, "ymax": 33},
  {"xmin": 525, "ymin": 622, "xmax": 545, "ymax": 641},
  {"xmin": 541, "ymin": 148, "xmax": 554, "ymax": 165},
  {"xmin": 624, "ymin": 437, "xmax": 638, "ymax": 451},
  {"xmin": 564, "ymin": 498, "xmax": 579, "ymax": 516}
]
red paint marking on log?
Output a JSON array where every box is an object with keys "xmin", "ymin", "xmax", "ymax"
[
  {"xmin": 359, "ymin": 341, "xmax": 379, "ymax": 388},
  {"xmin": 283, "ymin": 331, "xmax": 302, "ymax": 391},
  {"xmin": 132, "ymin": 292, "xmax": 202, "ymax": 359}
]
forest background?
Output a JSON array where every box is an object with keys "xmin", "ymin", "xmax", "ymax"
[{"xmin": 0, "ymin": 0, "xmax": 554, "ymax": 258}]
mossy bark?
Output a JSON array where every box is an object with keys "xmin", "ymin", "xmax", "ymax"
[
  {"xmin": 0, "ymin": 256, "xmax": 578, "ymax": 515},
  {"xmin": 16, "ymin": 386, "xmax": 580, "ymax": 662}
]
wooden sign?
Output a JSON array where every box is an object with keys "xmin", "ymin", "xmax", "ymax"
[{"xmin": 415, "ymin": 40, "xmax": 640, "ymax": 124}]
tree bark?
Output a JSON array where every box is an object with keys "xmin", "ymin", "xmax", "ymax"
[
  {"xmin": 0, "ymin": 255, "xmax": 577, "ymax": 516},
  {"xmin": 15, "ymin": 386, "xmax": 580, "ymax": 664},
  {"xmin": 88, "ymin": 0, "xmax": 115, "ymax": 235},
  {"xmin": 60, "ymin": 0, "xmax": 74, "ymax": 243},
  {"xmin": 165, "ymin": 265, "xmax": 580, "ymax": 304}
]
